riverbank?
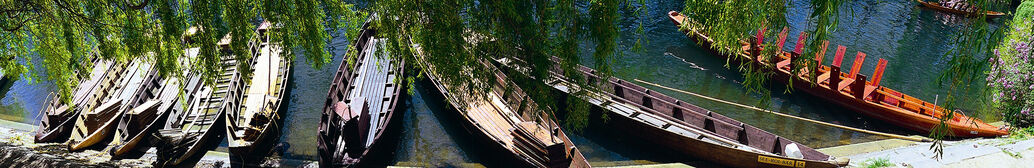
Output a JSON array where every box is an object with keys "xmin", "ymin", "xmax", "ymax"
[
  {"xmin": 817, "ymin": 134, "xmax": 1034, "ymax": 167},
  {"xmin": 0, "ymin": 119, "xmax": 231, "ymax": 167}
]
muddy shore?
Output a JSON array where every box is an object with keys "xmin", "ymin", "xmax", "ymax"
[{"xmin": 0, "ymin": 119, "xmax": 229, "ymax": 167}]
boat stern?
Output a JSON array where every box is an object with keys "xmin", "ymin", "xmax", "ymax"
[{"xmin": 668, "ymin": 11, "xmax": 686, "ymax": 26}]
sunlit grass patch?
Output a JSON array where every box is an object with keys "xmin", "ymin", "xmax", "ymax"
[{"xmin": 857, "ymin": 157, "xmax": 892, "ymax": 168}]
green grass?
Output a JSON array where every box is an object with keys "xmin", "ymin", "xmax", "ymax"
[
  {"xmin": 857, "ymin": 158, "xmax": 892, "ymax": 168},
  {"xmin": 1002, "ymin": 148, "xmax": 1023, "ymax": 159}
]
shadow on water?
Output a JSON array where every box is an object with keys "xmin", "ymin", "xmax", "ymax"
[{"xmin": 386, "ymin": 78, "xmax": 528, "ymax": 167}]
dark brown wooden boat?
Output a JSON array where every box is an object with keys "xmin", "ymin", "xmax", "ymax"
[
  {"xmin": 226, "ymin": 21, "xmax": 292, "ymax": 165},
  {"xmin": 667, "ymin": 11, "xmax": 1007, "ymax": 137},
  {"xmin": 317, "ymin": 21, "xmax": 407, "ymax": 167},
  {"xmin": 415, "ymin": 47, "xmax": 589, "ymax": 167},
  {"xmin": 494, "ymin": 56, "xmax": 849, "ymax": 168},
  {"xmin": 155, "ymin": 34, "xmax": 245, "ymax": 167},
  {"xmin": 915, "ymin": 0, "xmax": 1006, "ymax": 18},
  {"xmin": 68, "ymin": 60, "xmax": 161, "ymax": 151},
  {"xmin": 34, "ymin": 59, "xmax": 117, "ymax": 143}
]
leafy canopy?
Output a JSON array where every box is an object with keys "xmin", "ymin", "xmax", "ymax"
[{"xmin": 0, "ymin": 0, "xmax": 364, "ymax": 104}]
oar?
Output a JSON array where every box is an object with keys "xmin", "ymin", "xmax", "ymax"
[{"xmin": 633, "ymin": 79, "xmax": 933, "ymax": 142}]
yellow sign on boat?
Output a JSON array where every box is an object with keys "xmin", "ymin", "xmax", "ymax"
[{"xmin": 758, "ymin": 155, "xmax": 805, "ymax": 167}]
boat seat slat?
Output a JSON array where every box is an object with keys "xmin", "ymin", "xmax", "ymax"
[
  {"xmin": 871, "ymin": 58, "xmax": 888, "ymax": 86},
  {"xmin": 775, "ymin": 27, "xmax": 789, "ymax": 52},
  {"xmin": 814, "ymin": 40, "xmax": 829, "ymax": 63},
  {"xmin": 848, "ymin": 52, "xmax": 866, "ymax": 79},
  {"xmin": 793, "ymin": 32, "xmax": 808, "ymax": 54}
]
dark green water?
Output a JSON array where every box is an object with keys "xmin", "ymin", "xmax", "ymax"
[{"xmin": 0, "ymin": 0, "xmax": 1003, "ymax": 166}]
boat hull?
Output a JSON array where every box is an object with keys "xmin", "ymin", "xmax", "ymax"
[
  {"xmin": 227, "ymin": 26, "xmax": 292, "ymax": 165},
  {"xmin": 603, "ymin": 102, "xmax": 840, "ymax": 168},
  {"xmin": 915, "ymin": 0, "xmax": 1005, "ymax": 18},
  {"xmin": 493, "ymin": 57, "xmax": 844, "ymax": 168},
  {"xmin": 228, "ymin": 116, "xmax": 282, "ymax": 166},
  {"xmin": 421, "ymin": 79, "xmax": 538, "ymax": 168},
  {"xmin": 317, "ymin": 92, "xmax": 407, "ymax": 167},
  {"xmin": 110, "ymin": 102, "xmax": 172, "ymax": 158},
  {"xmin": 419, "ymin": 60, "xmax": 590, "ymax": 168},
  {"xmin": 35, "ymin": 110, "xmax": 79, "ymax": 143},
  {"xmin": 166, "ymin": 113, "xmax": 227, "ymax": 166},
  {"xmin": 67, "ymin": 109, "xmax": 123, "ymax": 151},
  {"xmin": 318, "ymin": 20, "xmax": 410, "ymax": 167}
]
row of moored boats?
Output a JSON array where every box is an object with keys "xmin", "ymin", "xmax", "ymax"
[
  {"xmin": 31, "ymin": 9, "xmax": 1011, "ymax": 168},
  {"xmin": 33, "ymin": 21, "xmax": 289, "ymax": 167}
]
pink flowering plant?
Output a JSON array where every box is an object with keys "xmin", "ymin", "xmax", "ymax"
[{"xmin": 988, "ymin": 16, "xmax": 1034, "ymax": 127}]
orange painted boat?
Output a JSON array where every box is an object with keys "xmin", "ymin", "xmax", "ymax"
[
  {"xmin": 668, "ymin": 11, "xmax": 1007, "ymax": 138},
  {"xmin": 915, "ymin": 0, "xmax": 1006, "ymax": 18}
]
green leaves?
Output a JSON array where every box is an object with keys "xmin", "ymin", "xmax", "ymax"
[
  {"xmin": 0, "ymin": 0, "xmax": 362, "ymax": 103},
  {"xmin": 1, "ymin": 0, "xmax": 633, "ymax": 132}
]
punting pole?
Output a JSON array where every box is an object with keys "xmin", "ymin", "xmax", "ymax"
[{"xmin": 633, "ymin": 79, "xmax": 934, "ymax": 142}]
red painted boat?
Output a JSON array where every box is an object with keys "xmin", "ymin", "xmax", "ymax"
[{"xmin": 667, "ymin": 11, "xmax": 1007, "ymax": 137}]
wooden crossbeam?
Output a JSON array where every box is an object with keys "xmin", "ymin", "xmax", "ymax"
[
  {"xmin": 872, "ymin": 58, "xmax": 888, "ymax": 86},
  {"xmin": 849, "ymin": 52, "xmax": 866, "ymax": 79},
  {"xmin": 832, "ymin": 45, "xmax": 846, "ymax": 67}
]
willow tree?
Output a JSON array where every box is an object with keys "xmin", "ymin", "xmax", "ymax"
[
  {"xmin": 1, "ymin": 0, "xmax": 643, "ymax": 131},
  {"xmin": 680, "ymin": 0, "xmax": 1012, "ymax": 158},
  {"xmin": 343, "ymin": 0, "xmax": 646, "ymax": 131},
  {"xmin": 0, "ymin": 0, "xmax": 362, "ymax": 104}
]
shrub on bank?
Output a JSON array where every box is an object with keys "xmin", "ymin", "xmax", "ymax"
[{"xmin": 989, "ymin": 1, "xmax": 1034, "ymax": 128}]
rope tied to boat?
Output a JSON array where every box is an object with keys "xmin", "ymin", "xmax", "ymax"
[{"xmin": 633, "ymin": 79, "xmax": 934, "ymax": 142}]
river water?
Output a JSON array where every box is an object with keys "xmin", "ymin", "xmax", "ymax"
[{"xmin": 0, "ymin": 0, "xmax": 1002, "ymax": 166}]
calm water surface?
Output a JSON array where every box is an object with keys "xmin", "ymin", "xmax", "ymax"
[{"xmin": 0, "ymin": 0, "xmax": 1003, "ymax": 166}]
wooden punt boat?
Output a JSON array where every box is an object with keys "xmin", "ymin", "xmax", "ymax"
[
  {"xmin": 226, "ymin": 21, "xmax": 292, "ymax": 165},
  {"xmin": 35, "ymin": 59, "xmax": 117, "ymax": 143},
  {"xmin": 317, "ymin": 22, "xmax": 406, "ymax": 167},
  {"xmin": 67, "ymin": 60, "xmax": 161, "ymax": 151},
  {"xmin": 667, "ymin": 11, "xmax": 1008, "ymax": 137},
  {"xmin": 108, "ymin": 54, "xmax": 204, "ymax": 158},
  {"xmin": 915, "ymin": 0, "xmax": 1006, "ymax": 18},
  {"xmin": 496, "ymin": 56, "xmax": 849, "ymax": 168},
  {"xmin": 155, "ymin": 34, "xmax": 245, "ymax": 167},
  {"xmin": 415, "ymin": 47, "xmax": 589, "ymax": 167}
]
